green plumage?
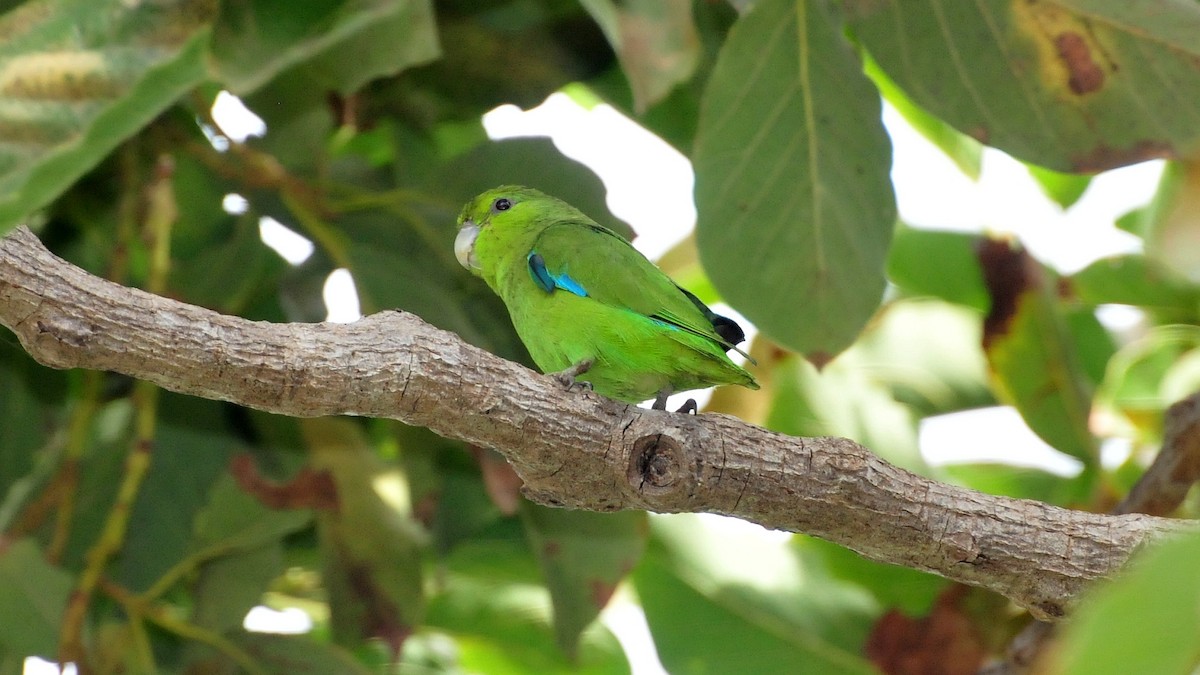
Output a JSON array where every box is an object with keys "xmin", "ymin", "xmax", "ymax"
[{"xmin": 455, "ymin": 186, "xmax": 758, "ymax": 405}]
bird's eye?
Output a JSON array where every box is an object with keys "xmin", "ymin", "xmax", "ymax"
[{"xmin": 493, "ymin": 198, "xmax": 512, "ymax": 212}]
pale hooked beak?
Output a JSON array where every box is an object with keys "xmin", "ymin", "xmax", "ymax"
[{"xmin": 455, "ymin": 221, "xmax": 481, "ymax": 271}]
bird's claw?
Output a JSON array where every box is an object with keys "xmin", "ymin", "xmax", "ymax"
[
  {"xmin": 554, "ymin": 373, "xmax": 592, "ymax": 392},
  {"xmin": 652, "ymin": 390, "xmax": 697, "ymax": 414},
  {"xmin": 551, "ymin": 359, "xmax": 594, "ymax": 393}
]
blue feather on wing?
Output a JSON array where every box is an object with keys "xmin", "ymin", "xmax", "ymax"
[{"xmin": 527, "ymin": 252, "xmax": 588, "ymax": 297}]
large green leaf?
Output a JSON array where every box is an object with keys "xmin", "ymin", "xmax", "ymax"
[
  {"xmin": 633, "ymin": 515, "xmax": 878, "ymax": 675},
  {"xmin": 182, "ymin": 471, "xmax": 313, "ymax": 648},
  {"xmin": 0, "ymin": 0, "xmax": 214, "ymax": 232},
  {"xmin": 847, "ymin": 0, "xmax": 1200, "ymax": 172},
  {"xmin": 221, "ymin": 632, "xmax": 372, "ymax": 675},
  {"xmin": 695, "ymin": 0, "xmax": 895, "ymax": 359},
  {"xmin": 317, "ymin": 136, "xmax": 631, "ymax": 363},
  {"xmin": 167, "ymin": 153, "xmax": 290, "ymax": 315},
  {"xmin": 522, "ymin": 504, "xmax": 647, "ymax": 657},
  {"xmin": 0, "ymin": 539, "xmax": 73, "ymax": 658},
  {"xmin": 863, "ymin": 51, "xmax": 982, "ymax": 180},
  {"xmin": 1055, "ymin": 530, "xmax": 1200, "ymax": 675},
  {"xmin": 209, "ymin": 0, "xmax": 439, "ymax": 95},
  {"xmin": 186, "ymin": 545, "xmax": 286, "ymax": 644}
]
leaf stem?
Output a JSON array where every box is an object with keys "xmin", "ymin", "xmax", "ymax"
[
  {"xmin": 102, "ymin": 579, "xmax": 268, "ymax": 675},
  {"xmin": 58, "ymin": 155, "xmax": 177, "ymax": 667}
]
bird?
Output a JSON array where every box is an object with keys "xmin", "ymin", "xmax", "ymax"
[{"xmin": 454, "ymin": 185, "xmax": 758, "ymax": 413}]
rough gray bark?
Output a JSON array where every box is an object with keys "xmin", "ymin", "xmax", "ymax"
[{"xmin": 0, "ymin": 225, "xmax": 1185, "ymax": 621}]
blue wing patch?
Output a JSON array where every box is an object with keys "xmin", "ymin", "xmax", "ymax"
[{"xmin": 528, "ymin": 252, "xmax": 587, "ymax": 297}]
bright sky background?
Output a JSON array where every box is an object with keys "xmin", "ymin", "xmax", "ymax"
[{"xmin": 24, "ymin": 87, "xmax": 1166, "ymax": 675}]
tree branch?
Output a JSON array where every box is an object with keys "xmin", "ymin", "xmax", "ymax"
[
  {"xmin": 0, "ymin": 226, "xmax": 1187, "ymax": 621},
  {"xmin": 1115, "ymin": 391, "xmax": 1200, "ymax": 516}
]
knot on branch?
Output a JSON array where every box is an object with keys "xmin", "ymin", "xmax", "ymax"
[
  {"xmin": 28, "ymin": 314, "xmax": 95, "ymax": 367},
  {"xmin": 627, "ymin": 433, "xmax": 690, "ymax": 498}
]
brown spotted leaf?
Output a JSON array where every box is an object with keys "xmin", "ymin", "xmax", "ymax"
[
  {"xmin": 978, "ymin": 238, "xmax": 1100, "ymax": 467},
  {"xmin": 847, "ymin": 0, "xmax": 1200, "ymax": 172},
  {"xmin": 302, "ymin": 418, "xmax": 426, "ymax": 657},
  {"xmin": 865, "ymin": 586, "xmax": 986, "ymax": 675}
]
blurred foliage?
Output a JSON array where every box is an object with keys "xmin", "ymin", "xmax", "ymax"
[{"xmin": 0, "ymin": 0, "xmax": 1199, "ymax": 673}]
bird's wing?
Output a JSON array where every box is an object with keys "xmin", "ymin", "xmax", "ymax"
[{"xmin": 527, "ymin": 220, "xmax": 736, "ymax": 351}]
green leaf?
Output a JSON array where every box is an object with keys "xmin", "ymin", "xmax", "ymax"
[
  {"xmin": 979, "ymin": 240, "xmax": 1099, "ymax": 467},
  {"xmin": 633, "ymin": 515, "xmax": 878, "ymax": 675},
  {"xmin": 429, "ymin": 137, "xmax": 633, "ymax": 241},
  {"xmin": 116, "ymin": 393, "xmax": 243, "ymax": 593},
  {"xmin": 326, "ymin": 136, "xmax": 632, "ymax": 362},
  {"xmin": 222, "ymin": 631, "xmax": 372, "ymax": 675},
  {"xmin": 801, "ymin": 537, "xmax": 945, "ymax": 617},
  {"xmin": 425, "ymin": 524, "xmax": 629, "ymax": 675},
  {"xmin": 1071, "ymin": 254, "xmax": 1200, "ymax": 316},
  {"xmin": 941, "ymin": 462, "xmax": 1084, "ymax": 505},
  {"xmin": 167, "ymin": 154, "xmax": 289, "ymax": 315},
  {"xmin": 888, "ymin": 226, "xmax": 990, "ymax": 312},
  {"xmin": 1027, "ymin": 162, "xmax": 1093, "ymax": 209},
  {"xmin": 522, "ymin": 504, "xmax": 647, "ymax": 657},
  {"xmin": 191, "ymin": 473, "xmax": 313, "ymax": 554},
  {"xmin": 210, "ymin": 0, "xmax": 439, "ymax": 96},
  {"xmin": 0, "ymin": 347, "xmax": 55, "ymax": 503},
  {"xmin": 847, "ymin": 0, "xmax": 1200, "ymax": 172},
  {"xmin": 0, "ymin": 539, "xmax": 73, "ymax": 658},
  {"xmin": 187, "ymin": 545, "xmax": 286, "ymax": 638},
  {"xmin": 0, "ymin": 0, "xmax": 214, "ymax": 232},
  {"xmin": 849, "ymin": 299, "xmax": 994, "ymax": 417},
  {"xmin": 580, "ymin": 0, "xmax": 700, "ymax": 112},
  {"xmin": 1097, "ymin": 324, "xmax": 1200, "ymax": 434},
  {"xmin": 1055, "ymin": 530, "xmax": 1200, "ymax": 675},
  {"xmin": 695, "ymin": 0, "xmax": 895, "ymax": 359},
  {"xmin": 768, "ymin": 354, "xmax": 926, "ymax": 472}
]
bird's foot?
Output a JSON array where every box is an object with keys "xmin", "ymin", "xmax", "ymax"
[
  {"xmin": 652, "ymin": 390, "xmax": 670, "ymax": 410},
  {"xmin": 652, "ymin": 389, "xmax": 697, "ymax": 414},
  {"xmin": 551, "ymin": 359, "xmax": 594, "ymax": 392}
]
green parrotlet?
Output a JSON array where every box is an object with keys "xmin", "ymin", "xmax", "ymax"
[{"xmin": 455, "ymin": 186, "xmax": 758, "ymax": 412}]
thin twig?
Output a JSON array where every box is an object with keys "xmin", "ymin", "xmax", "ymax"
[
  {"xmin": 46, "ymin": 370, "xmax": 102, "ymax": 563},
  {"xmin": 1115, "ymin": 392, "xmax": 1200, "ymax": 516},
  {"xmin": 101, "ymin": 579, "xmax": 268, "ymax": 675}
]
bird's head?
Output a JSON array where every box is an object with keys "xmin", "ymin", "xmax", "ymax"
[{"xmin": 455, "ymin": 185, "xmax": 577, "ymax": 276}]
